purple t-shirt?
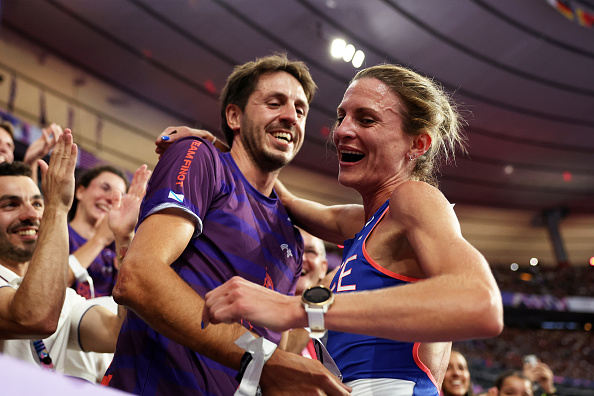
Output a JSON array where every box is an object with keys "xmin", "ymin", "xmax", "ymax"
[
  {"xmin": 107, "ymin": 137, "xmax": 302, "ymax": 395},
  {"xmin": 68, "ymin": 224, "xmax": 117, "ymax": 298}
]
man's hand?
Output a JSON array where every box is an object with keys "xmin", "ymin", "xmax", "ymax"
[
  {"xmin": 37, "ymin": 128, "xmax": 78, "ymax": 211},
  {"xmin": 155, "ymin": 126, "xmax": 228, "ymax": 158},
  {"xmin": 203, "ymin": 276, "xmax": 305, "ymax": 332},
  {"xmin": 260, "ymin": 349, "xmax": 351, "ymax": 395}
]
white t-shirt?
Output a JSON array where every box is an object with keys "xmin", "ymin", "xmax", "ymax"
[
  {"xmin": 63, "ymin": 296, "xmax": 118, "ymax": 382},
  {"xmin": 0, "ymin": 265, "xmax": 97, "ymax": 374}
]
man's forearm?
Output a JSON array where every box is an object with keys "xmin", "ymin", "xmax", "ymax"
[
  {"xmin": 115, "ymin": 258, "xmax": 249, "ymax": 370},
  {"xmin": 11, "ymin": 206, "xmax": 70, "ymax": 335}
]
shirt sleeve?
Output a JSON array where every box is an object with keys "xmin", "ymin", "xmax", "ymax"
[
  {"xmin": 139, "ymin": 137, "xmax": 220, "ymax": 238},
  {"xmin": 66, "ymin": 289, "xmax": 99, "ymax": 352}
]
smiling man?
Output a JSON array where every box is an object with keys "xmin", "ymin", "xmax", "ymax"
[
  {"xmin": 0, "ymin": 132, "xmax": 126, "ymax": 376},
  {"xmin": 107, "ymin": 54, "xmax": 350, "ymax": 395}
]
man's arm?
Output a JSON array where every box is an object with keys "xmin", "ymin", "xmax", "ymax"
[
  {"xmin": 78, "ymin": 303, "xmax": 126, "ymax": 353},
  {"xmin": 114, "ymin": 210, "xmax": 350, "ymax": 395},
  {"xmin": 0, "ymin": 131, "xmax": 77, "ymax": 339},
  {"xmin": 204, "ymin": 182, "xmax": 503, "ymax": 343},
  {"xmin": 113, "ymin": 210, "xmax": 249, "ymax": 368}
]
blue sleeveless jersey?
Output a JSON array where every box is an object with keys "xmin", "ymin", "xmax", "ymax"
[
  {"xmin": 106, "ymin": 137, "xmax": 302, "ymax": 395},
  {"xmin": 327, "ymin": 200, "xmax": 439, "ymax": 395}
]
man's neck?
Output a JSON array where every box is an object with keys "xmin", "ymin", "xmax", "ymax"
[
  {"xmin": 230, "ymin": 148, "xmax": 280, "ymax": 197},
  {"xmin": 0, "ymin": 259, "xmax": 29, "ymax": 278}
]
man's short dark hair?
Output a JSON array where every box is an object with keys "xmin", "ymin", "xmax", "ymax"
[
  {"xmin": 0, "ymin": 161, "xmax": 32, "ymax": 178},
  {"xmin": 219, "ymin": 53, "xmax": 317, "ymax": 146}
]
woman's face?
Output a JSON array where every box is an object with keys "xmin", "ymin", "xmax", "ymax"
[
  {"xmin": 76, "ymin": 171, "xmax": 126, "ymax": 223},
  {"xmin": 332, "ymin": 77, "xmax": 415, "ymax": 194},
  {"xmin": 498, "ymin": 375, "xmax": 533, "ymax": 396},
  {"xmin": 443, "ymin": 351, "xmax": 471, "ymax": 396}
]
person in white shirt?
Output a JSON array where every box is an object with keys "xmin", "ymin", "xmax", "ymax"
[{"xmin": 0, "ymin": 130, "xmax": 147, "ymax": 380}]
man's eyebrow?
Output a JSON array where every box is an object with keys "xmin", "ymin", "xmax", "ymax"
[
  {"xmin": 0, "ymin": 194, "xmax": 43, "ymax": 201},
  {"xmin": 0, "ymin": 195, "xmax": 20, "ymax": 202}
]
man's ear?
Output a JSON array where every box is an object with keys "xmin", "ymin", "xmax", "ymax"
[
  {"xmin": 225, "ymin": 104, "xmax": 242, "ymax": 133},
  {"xmin": 409, "ymin": 132, "xmax": 432, "ymax": 158}
]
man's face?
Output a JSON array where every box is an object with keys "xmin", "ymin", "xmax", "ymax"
[
  {"xmin": 0, "ymin": 128, "xmax": 15, "ymax": 164},
  {"xmin": 0, "ymin": 176, "xmax": 43, "ymax": 264},
  {"xmin": 235, "ymin": 71, "xmax": 309, "ymax": 173},
  {"xmin": 296, "ymin": 231, "xmax": 328, "ymax": 295}
]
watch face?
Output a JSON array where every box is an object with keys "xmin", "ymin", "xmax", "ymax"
[{"xmin": 304, "ymin": 286, "xmax": 332, "ymax": 304}]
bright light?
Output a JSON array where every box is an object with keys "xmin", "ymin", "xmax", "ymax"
[
  {"xmin": 352, "ymin": 50, "xmax": 365, "ymax": 68},
  {"xmin": 589, "ymin": 256, "xmax": 594, "ymax": 266},
  {"xmin": 530, "ymin": 257, "xmax": 538, "ymax": 266},
  {"xmin": 331, "ymin": 39, "xmax": 346, "ymax": 58},
  {"xmin": 510, "ymin": 263, "xmax": 519, "ymax": 271},
  {"xmin": 563, "ymin": 171, "xmax": 572, "ymax": 182},
  {"xmin": 343, "ymin": 44, "xmax": 356, "ymax": 62},
  {"xmin": 504, "ymin": 165, "xmax": 514, "ymax": 175}
]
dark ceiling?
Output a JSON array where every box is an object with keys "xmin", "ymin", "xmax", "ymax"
[{"xmin": 1, "ymin": 0, "xmax": 593, "ymax": 266}]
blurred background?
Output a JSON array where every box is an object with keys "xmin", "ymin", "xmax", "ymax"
[{"xmin": 1, "ymin": 0, "xmax": 592, "ymax": 393}]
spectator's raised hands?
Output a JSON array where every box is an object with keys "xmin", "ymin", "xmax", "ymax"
[
  {"xmin": 108, "ymin": 164, "xmax": 151, "ymax": 242},
  {"xmin": 37, "ymin": 128, "xmax": 78, "ymax": 212},
  {"xmin": 24, "ymin": 123, "xmax": 65, "ymax": 167},
  {"xmin": 523, "ymin": 359, "xmax": 556, "ymax": 395}
]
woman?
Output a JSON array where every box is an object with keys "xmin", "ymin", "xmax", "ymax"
[
  {"xmin": 443, "ymin": 350, "xmax": 473, "ymax": 396},
  {"xmin": 68, "ymin": 165, "xmax": 148, "ymax": 298}
]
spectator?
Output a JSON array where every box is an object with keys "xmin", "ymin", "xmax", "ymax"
[
  {"xmin": 487, "ymin": 371, "xmax": 533, "ymax": 396},
  {"xmin": 443, "ymin": 350, "xmax": 474, "ymax": 396},
  {"xmin": 0, "ymin": 120, "xmax": 66, "ymax": 185},
  {"xmin": 523, "ymin": 357, "xmax": 558, "ymax": 396},
  {"xmin": 0, "ymin": 132, "xmax": 125, "ymax": 377},
  {"xmin": 66, "ymin": 165, "xmax": 134, "ymax": 298}
]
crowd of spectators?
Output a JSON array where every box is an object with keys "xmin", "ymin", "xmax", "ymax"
[
  {"xmin": 454, "ymin": 326, "xmax": 593, "ymax": 390},
  {"xmin": 490, "ymin": 264, "xmax": 594, "ymax": 298}
]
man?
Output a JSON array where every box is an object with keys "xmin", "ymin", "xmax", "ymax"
[
  {"xmin": 296, "ymin": 229, "xmax": 329, "ymax": 296},
  {"xmin": 286, "ymin": 229, "xmax": 330, "ymax": 359},
  {"xmin": 107, "ymin": 54, "xmax": 350, "ymax": 395},
  {"xmin": 0, "ymin": 131, "xmax": 129, "ymax": 377},
  {"xmin": 0, "ymin": 121, "xmax": 16, "ymax": 164}
]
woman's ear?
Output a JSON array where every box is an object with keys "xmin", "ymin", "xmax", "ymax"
[
  {"xmin": 75, "ymin": 185, "xmax": 85, "ymax": 201},
  {"xmin": 408, "ymin": 132, "xmax": 432, "ymax": 159}
]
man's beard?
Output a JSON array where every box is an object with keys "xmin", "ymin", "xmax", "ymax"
[
  {"xmin": 240, "ymin": 118, "xmax": 296, "ymax": 173},
  {"xmin": 0, "ymin": 224, "xmax": 37, "ymax": 263}
]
